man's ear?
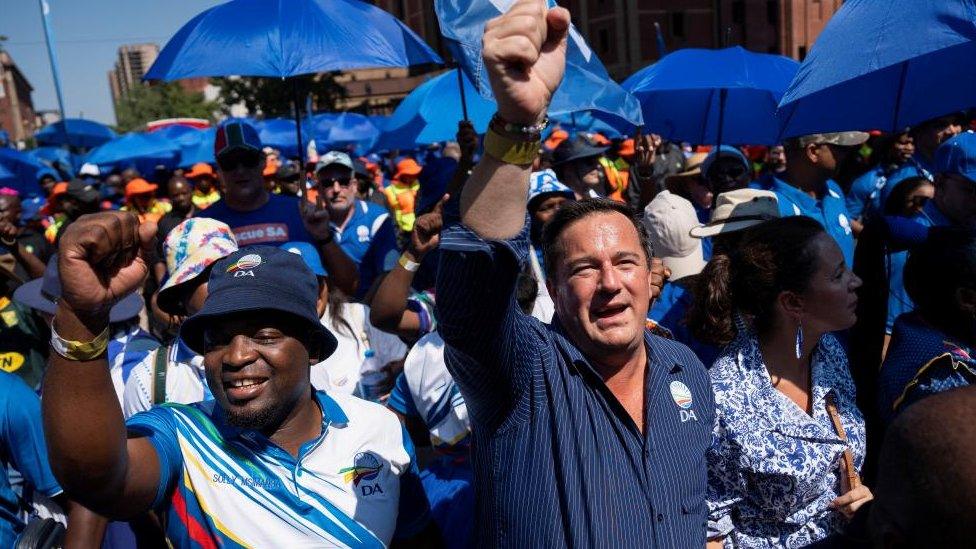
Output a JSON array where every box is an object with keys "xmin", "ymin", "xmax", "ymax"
[{"xmin": 804, "ymin": 143, "xmax": 821, "ymax": 165}]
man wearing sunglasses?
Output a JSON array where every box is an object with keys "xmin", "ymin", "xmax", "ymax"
[
  {"xmin": 196, "ymin": 122, "xmax": 359, "ymax": 297},
  {"xmin": 773, "ymin": 131, "xmax": 868, "ymax": 267},
  {"xmin": 315, "ymin": 151, "xmax": 399, "ymax": 300}
]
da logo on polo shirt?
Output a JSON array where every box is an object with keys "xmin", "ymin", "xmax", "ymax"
[
  {"xmin": 838, "ymin": 213, "xmax": 852, "ymax": 235},
  {"xmin": 226, "ymin": 253, "xmax": 262, "ymax": 277},
  {"xmin": 340, "ymin": 451, "xmax": 385, "ymax": 496},
  {"xmin": 669, "ymin": 380, "xmax": 698, "ymax": 423}
]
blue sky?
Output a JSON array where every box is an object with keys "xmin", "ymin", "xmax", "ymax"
[{"xmin": 2, "ymin": 0, "xmax": 223, "ymax": 126}]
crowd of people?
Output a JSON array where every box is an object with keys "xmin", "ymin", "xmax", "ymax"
[{"xmin": 0, "ymin": 1, "xmax": 973, "ymax": 547}]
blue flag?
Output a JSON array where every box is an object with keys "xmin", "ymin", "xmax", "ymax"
[{"xmin": 434, "ymin": 0, "xmax": 643, "ymax": 128}]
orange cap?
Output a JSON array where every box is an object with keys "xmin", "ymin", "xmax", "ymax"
[
  {"xmin": 544, "ymin": 129, "xmax": 570, "ymax": 151},
  {"xmin": 125, "ymin": 178, "xmax": 158, "ymax": 198},
  {"xmin": 50, "ymin": 182, "xmax": 69, "ymax": 198},
  {"xmin": 590, "ymin": 133, "xmax": 610, "ymax": 146},
  {"xmin": 618, "ymin": 139, "xmax": 635, "ymax": 157},
  {"xmin": 395, "ymin": 158, "xmax": 422, "ymax": 178},
  {"xmin": 262, "ymin": 157, "xmax": 279, "ymax": 177},
  {"xmin": 185, "ymin": 162, "xmax": 214, "ymax": 179}
]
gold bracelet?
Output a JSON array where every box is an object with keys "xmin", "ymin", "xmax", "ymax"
[
  {"xmin": 50, "ymin": 324, "xmax": 110, "ymax": 361},
  {"xmin": 483, "ymin": 128, "xmax": 540, "ymax": 166}
]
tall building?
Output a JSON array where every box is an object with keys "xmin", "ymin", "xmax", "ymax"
[
  {"xmin": 108, "ymin": 43, "xmax": 160, "ymax": 107},
  {"xmin": 557, "ymin": 0, "xmax": 843, "ymax": 80},
  {"xmin": 0, "ymin": 50, "xmax": 37, "ymax": 145}
]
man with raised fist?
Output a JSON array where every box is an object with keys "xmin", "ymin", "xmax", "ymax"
[
  {"xmin": 42, "ymin": 212, "xmax": 434, "ymax": 547},
  {"xmin": 435, "ymin": 0, "xmax": 713, "ymax": 546}
]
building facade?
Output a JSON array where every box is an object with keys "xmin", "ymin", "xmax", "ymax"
[
  {"xmin": 108, "ymin": 43, "xmax": 160, "ymax": 107},
  {"xmin": 557, "ymin": 0, "xmax": 843, "ymax": 80},
  {"xmin": 0, "ymin": 51, "xmax": 37, "ymax": 145}
]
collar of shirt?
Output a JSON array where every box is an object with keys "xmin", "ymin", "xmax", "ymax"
[
  {"xmin": 721, "ymin": 331, "xmax": 840, "ymax": 441},
  {"xmin": 548, "ymin": 315, "xmax": 679, "ymax": 437},
  {"xmin": 211, "ymin": 391, "xmax": 348, "ymax": 463},
  {"xmin": 770, "ymin": 175, "xmax": 830, "ymax": 212}
]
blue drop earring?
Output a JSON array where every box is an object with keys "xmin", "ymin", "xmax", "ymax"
[{"xmin": 794, "ymin": 321, "xmax": 804, "ymax": 359}]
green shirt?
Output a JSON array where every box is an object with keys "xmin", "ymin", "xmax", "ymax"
[{"xmin": 0, "ymin": 297, "xmax": 49, "ymax": 390}]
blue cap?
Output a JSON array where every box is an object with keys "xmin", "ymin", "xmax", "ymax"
[
  {"xmin": 179, "ymin": 247, "xmax": 337, "ymax": 357},
  {"xmin": 935, "ymin": 132, "xmax": 976, "ymax": 182},
  {"xmin": 214, "ymin": 121, "xmax": 262, "ymax": 158},
  {"xmin": 279, "ymin": 241, "xmax": 328, "ymax": 277},
  {"xmin": 528, "ymin": 169, "xmax": 575, "ymax": 206},
  {"xmin": 701, "ymin": 145, "xmax": 749, "ymax": 177}
]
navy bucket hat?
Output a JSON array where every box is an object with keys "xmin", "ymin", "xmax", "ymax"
[{"xmin": 180, "ymin": 247, "xmax": 337, "ymax": 358}]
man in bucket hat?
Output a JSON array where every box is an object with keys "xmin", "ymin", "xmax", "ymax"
[{"xmin": 43, "ymin": 212, "xmax": 435, "ymax": 546}]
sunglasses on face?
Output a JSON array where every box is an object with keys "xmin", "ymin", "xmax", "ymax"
[
  {"xmin": 217, "ymin": 152, "xmax": 262, "ymax": 172},
  {"xmin": 319, "ymin": 177, "xmax": 354, "ymax": 188}
]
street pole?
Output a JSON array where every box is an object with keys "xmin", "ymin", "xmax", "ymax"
[{"xmin": 38, "ymin": 0, "xmax": 69, "ymax": 148}]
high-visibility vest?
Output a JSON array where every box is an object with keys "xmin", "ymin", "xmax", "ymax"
[
  {"xmin": 384, "ymin": 181, "xmax": 420, "ymax": 232},
  {"xmin": 600, "ymin": 157, "xmax": 628, "ymax": 203}
]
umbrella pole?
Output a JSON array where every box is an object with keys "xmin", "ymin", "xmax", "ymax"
[
  {"xmin": 456, "ymin": 68, "xmax": 469, "ymax": 122},
  {"xmin": 716, "ymin": 88, "xmax": 728, "ymax": 149},
  {"xmin": 292, "ymin": 78, "xmax": 306, "ymax": 167}
]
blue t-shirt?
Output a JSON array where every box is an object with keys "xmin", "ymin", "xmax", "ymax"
[
  {"xmin": 334, "ymin": 199, "xmax": 399, "ymax": 298},
  {"xmin": 196, "ymin": 194, "xmax": 316, "ymax": 247},
  {"xmin": 848, "ymin": 161, "xmax": 930, "ymax": 221},
  {"xmin": 0, "ymin": 372, "xmax": 62, "ymax": 547},
  {"xmin": 770, "ymin": 176, "xmax": 855, "ymax": 266}
]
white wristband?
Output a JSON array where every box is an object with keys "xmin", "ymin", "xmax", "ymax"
[{"xmin": 398, "ymin": 254, "xmax": 420, "ymax": 272}]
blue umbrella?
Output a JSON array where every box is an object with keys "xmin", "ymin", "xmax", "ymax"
[
  {"xmin": 623, "ymin": 46, "xmax": 799, "ymax": 145},
  {"xmin": 0, "ymin": 164, "xmax": 15, "ymax": 185},
  {"xmin": 548, "ymin": 112, "xmax": 624, "ymax": 139},
  {"xmin": 255, "ymin": 118, "xmax": 311, "ymax": 159},
  {"xmin": 377, "ymin": 69, "xmax": 495, "ymax": 150},
  {"xmin": 28, "ymin": 146, "xmax": 81, "ymax": 176},
  {"xmin": 0, "ymin": 148, "xmax": 55, "ymax": 197},
  {"xmin": 35, "ymin": 118, "xmax": 116, "ymax": 149},
  {"xmin": 435, "ymin": 0, "xmax": 643, "ymax": 128},
  {"xmin": 145, "ymin": 0, "xmax": 442, "ymax": 163},
  {"xmin": 85, "ymin": 133, "xmax": 181, "ymax": 171},
  {"xmin": 778, "ymin": 0, "xmax": 976, "ymax": 138},
  {"xmin": 176, "ymin": 128, "xmax": 217, "ymax": 168},
  {"xmin": 310, "ymin": 113, "xmax": 382, "ymax": 154}
]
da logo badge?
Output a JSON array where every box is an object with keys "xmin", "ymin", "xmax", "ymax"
[
  {"xmin": 669, "ymin": 381, "xmax": 698, "ymax": 423},
  {"xmin": 226, "ymin": 253, "xmax": 262, "ymax": 277},
  {"xmin": 340, "ymin": 452, "xmax": 384, "ymax": 496}
]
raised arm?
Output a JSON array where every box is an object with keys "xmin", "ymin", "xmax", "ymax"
[
  {"xmin": 459, "ymin": 0, "xmax": 569, "ymax": 238},
  {"xmin": 300, "ymin": 194, "xmax": 360, "ymax": 296},
  {"xmin": 42, "ymin": 212, "xmax": 163, "ymax": 517}
]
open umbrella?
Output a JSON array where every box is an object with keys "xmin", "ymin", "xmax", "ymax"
[
  {"xmin": 548, "ymin": 111, "xmax": 624, "ymax": 139},
  {"xmin": 778, "ymin": 0, "xmax": 976, "ymax": 138},
  {"xmin": 177, "ymin": 128, "xmax": 217, "ymax": 168},
  {"xmin": 309, "ymin": 112, "xmax": 382, "ymax": 154},
  {"xmin": 35, "ymin": 118, "xmax": 117, "ymax": 149},
  {"xmin": 28, "ymin": 146, "xmax": 80, "ymax": 176},
  {"xmin": 84, "ymin": 133, "xmax": 181, "ymax": 172},
  {"xmin": 623, "ymin": 47, "xmax": 799, "ymax": 145},
  {"xmin": 0, "ymin": 148, "xmax": 55, "ymax": 197},
  {"xmin": 145, "ymin": 0, "xmax": 442, "ymax": 162},
  {"xmin": 376, "ymin": 68, "xmax": 495, "ymax": 151},
  {"xmin": 435, "ymin": 0, "xmax": 643, "ymax": 128}
]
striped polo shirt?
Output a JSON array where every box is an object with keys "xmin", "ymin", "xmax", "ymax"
[
  {"xmin": 126, "ymin": 391, "xmax": 429, "ymax": 547},
  {"xmin": 436, "ymin": 216, "xmax": 715, "ymax": 547}
]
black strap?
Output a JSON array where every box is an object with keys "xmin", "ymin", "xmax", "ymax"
[{"xmin": 152, "ymin": 344, "xmax": 169, "ymax": 405}]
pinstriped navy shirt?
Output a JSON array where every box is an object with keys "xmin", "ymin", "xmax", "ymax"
[{"xmin": 436, "ymin": 218, "xmax": 714, "ymax": 547}]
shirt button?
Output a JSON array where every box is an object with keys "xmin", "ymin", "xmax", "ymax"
[
  {"xmin": 296, "ymin": 469, "xmax": 303, "ymax": 477},
  {"xmin": 656, "ymin": 513, "xmax": 664, "ymax": 522}
]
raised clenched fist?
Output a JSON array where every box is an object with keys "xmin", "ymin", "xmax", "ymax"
[
  {"xmin": 57, "ymin": 211, "xmax": 156, "ymax": 317},
  {"xmin": 482, "ymin": 0, "xmax": 570, "ymax": 125}
]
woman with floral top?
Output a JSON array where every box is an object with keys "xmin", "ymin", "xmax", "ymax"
[{"xmin": 689, "ymin": 216, "xmax": 873, "ymax": 548}]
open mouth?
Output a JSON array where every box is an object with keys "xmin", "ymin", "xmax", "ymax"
[
  {"xmin": 593, "ymin": 304, "xmax": 628, "ymax": 321},
  {"xmin": 223, "ymin": 376, "xmax": 269, "ymax": 401}
]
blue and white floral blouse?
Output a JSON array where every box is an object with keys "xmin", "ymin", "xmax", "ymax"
[{"xmin": 706, "ymin": 332, "xmax": 866, "ymax": 548}]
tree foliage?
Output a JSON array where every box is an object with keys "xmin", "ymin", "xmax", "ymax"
[
  {"xmin": 212, "ymin": 73, "xmax": 347, "ymax": 118},
  {"xmin": 114, "ymin": 82, "xmax": 217, "ymax": 132}
]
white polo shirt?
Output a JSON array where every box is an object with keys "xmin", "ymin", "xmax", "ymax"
[
  {"xmin": 123, "ymin": 338, "xmax": 209, "ymax": 418},
  {"xmin": 126, "ymin": 391, "xmax": 430, "ymax": 547}
]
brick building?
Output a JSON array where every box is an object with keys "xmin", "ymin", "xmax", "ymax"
[
  {"xmin": 0, "ymin": 51, "xmax": 37, "ymax": 146},
  {"xmin": 557, "ymin": 0, "xmax": 843, "ymax": 80}
]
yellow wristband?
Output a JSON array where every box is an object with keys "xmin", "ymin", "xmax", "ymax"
[
  {"xmin": 483, "ymin": 129, "xmax": 540, "ymax": 166},
  {"xmin": 398, "ymin": 253, "xmax": 420, "ymax": 272},
  {"xmin": 51, "ymin": 325, "xmax": 110, "ymax": 361}
]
